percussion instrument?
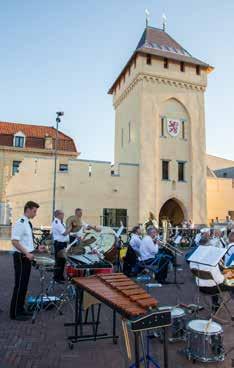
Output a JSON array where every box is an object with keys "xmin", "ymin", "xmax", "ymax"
[
  {"xmin": 82, "ymin": 227, "xmax": 116, "ymax": 262},
  {"xmin": 67, "ymin": 254, "xmax": 113, "ymax": 271},
  {"xmin": 158, "ymin": 306, "xmax": 187, "ymax": 342},
  {"xmin": 186, "ymin": 319, "xmax": 224, "ymax": 362},
  {"xmin": 33, "ymin": 255, "xmax": 55, "ymax": 268},
  {"xmin": 66, "ymin": 273, "xmax": 171, "ymax": 368}
]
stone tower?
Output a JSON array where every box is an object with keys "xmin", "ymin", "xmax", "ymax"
[{"xmin": 109, "ymin": 26, "xmax": 213, "ymax": 225}]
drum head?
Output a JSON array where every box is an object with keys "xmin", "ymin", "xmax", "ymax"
[
  {"xmin": 86, "ymin": 227, "xmax": 115, "ymax": 253},
  {"xmin": 188, "ymin": 319, "xmax": 222, "ymax": 334},
  {"xmin": 34, "ymin": 256, "xmax": 55, "ymax": 267},
  {"xmin": 171, "ymin": 307, "xmax": 185, "ymax": 318}
]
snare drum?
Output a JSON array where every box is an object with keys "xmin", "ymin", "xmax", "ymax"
[
  {"xmin": 169, "ymin": 307, "xmax": 186, "ymax": 341},
  {"xmin": 34, "ymin": 256, "xmax": 55, "ymax": 268},
  {"xmin": 186, "ymin": 319, "xmax": 224, "ymax": 362}
]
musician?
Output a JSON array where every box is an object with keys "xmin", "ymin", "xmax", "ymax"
[
  {"xmin": 10, "ymin": 201, "xmax": 45, "ymax": 321},
  {"xmin": 225, "ymin": 232, "xmax": 234, "ymax": 266},
  {"xmin": 190, "ymin": 237, "xmax": 233, "ymax": 311},
  {"xmin": 52, "ymin": 210, "xmax": 72, "ymax": 283},
  {"xmin": 139, "ymin": 226, "xmax": 170, "ymax": 284},
  {"xmin": 66, "ymin": 208, "xmax": 100, "ymax": 243},
  {"xmin": 123, "ymin": 226, "xmax": 142, "ymax": 276},
  {"xmin": 209, "ymin": 229, "xmax": 226, "ymax": 248}
]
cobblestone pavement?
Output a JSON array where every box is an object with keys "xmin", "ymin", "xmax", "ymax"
[{"xmin": 0, "ymin": 252, "xmax": 233, "ymax": 368}]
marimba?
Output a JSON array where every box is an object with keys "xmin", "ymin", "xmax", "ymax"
[{"xmin": 65, "ymin": 273, "xmax": 171, "ymax": 368}]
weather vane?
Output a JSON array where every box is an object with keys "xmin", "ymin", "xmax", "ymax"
[
  {"xmin": 145, "ymin": 9, "xmax": 150, "ymax": 27},
  {"xmin": 162, "ymin": 13, "xmax": 167, "ymax": 31}
]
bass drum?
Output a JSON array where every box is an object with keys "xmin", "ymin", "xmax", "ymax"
[{"xmin": 83, "ymin": 227, "xmax": 116, "ymax": 263}]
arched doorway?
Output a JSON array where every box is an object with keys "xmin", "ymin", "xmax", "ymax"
[{"xmin": 159, "ymin": 198, "xmax": 185, "ymax": 226}]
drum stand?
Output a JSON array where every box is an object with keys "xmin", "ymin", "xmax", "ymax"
[
  {"xmin": 31, "ymin": 265, "xmax": 61, "ymax": 324},
  {"xmin": 129, "ymin": 329, "xmax": 168, "ymax": 368}
]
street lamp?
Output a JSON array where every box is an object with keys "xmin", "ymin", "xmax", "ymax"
[{"xmin": 52, "ymin": 111, "xmax": 64, "ymax": 219}]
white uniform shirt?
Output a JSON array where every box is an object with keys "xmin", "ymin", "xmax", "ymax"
[
  {"xmin": 139, "ymin": 235, "xmax": 159, "ymax": 261},
  {"xmin": 190, "ymin": 254, "xmax": 224, "ymax": 288},
  {"xmin": 52, "ymin": 218, "xmax": 69, "ymax": 243},
  {"xmin": 194, "ymin": 233, "xmax": 201, "ymax": 245},
  {"xmin": 11, "ymin": 215, "xmax": 34, "ymax": 253},
  {"xmin": 129, "ymin": 234, "xmax": 142, "ymax": 253},
  {"xmin": 209, "ymin": 237, "xmax": 222, "ymax": 248},
  {"xmin": 225, "ymin": 242, "xmax": 234, "ymax": 265}
]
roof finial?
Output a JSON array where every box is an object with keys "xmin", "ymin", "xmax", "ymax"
[
  {"xmin": 145, "ymin": 9, "xmax": 150, "ymax": 27},
  {"xmin": 162, "ymin": 13, "xmax": 167, "ymax": 31}
]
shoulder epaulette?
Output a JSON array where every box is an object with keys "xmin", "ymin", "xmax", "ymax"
[
  {"xmin": 20, "ymin": 218, "xmax": 24, "ymax": 223},
  {"xmin": 55, "ymin": 220, "xmax": 58, "ymax": 224}
]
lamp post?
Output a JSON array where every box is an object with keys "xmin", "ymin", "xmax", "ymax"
[{"xmin": 52, "ymin": 111, "xmax": 64, "ymax": 219}]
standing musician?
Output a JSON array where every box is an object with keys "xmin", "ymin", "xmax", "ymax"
[
  {"xmin": 52, "ymin": 210, "xmax": 72, "ymax": 283},
  {"xmin": 66, "ymin": 208, "xmax": 100, "ymax": 243},
  {"xmin": 10, "ymin": 201, "xmax": 45, "ymax": 321}
]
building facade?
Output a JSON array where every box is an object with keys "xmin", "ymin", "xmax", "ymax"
[
  {"xmin": 4, "ymin": 26, "xmax": 234, "ymax": 228},
  {"xmin": 0, "ymin": 121, "xmax": 78, "ymax": 224}
]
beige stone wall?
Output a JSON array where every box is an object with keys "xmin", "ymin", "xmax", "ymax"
[
  {"xmin": 0, "ymin": 146, "xmax": 75, "ymax": 203},
  {"xmin": 6, "ymin": 157, "xmax": 139, "ymax": 228},
  {"xmin": 113, "ymin": 54, "xmax": 208, "ymax": 224},
  {"xmin": 207, "ymin": 177, "xmax": 234, "ymax": 221}
]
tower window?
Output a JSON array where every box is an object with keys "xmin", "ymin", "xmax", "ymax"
[
  {"xmin": 164, "ymin": 58, "xmax": 168, "ymax": 69},
  {"xmin": 180, "ymin": 62, "xmax": 185, "ymax": 72},
  {"xmin": 182, "ymin": 120, "xmax": 185, "ymax": 139},
  {"xmin": 128, "ymin": 121, "xmax": 131, "ymax": 143},
  {"xmin": 128, "ymin": 66, "xmax": 131, "ymax": 76},
  {"xmin": 146, "ymin": 54, "xmax": 151, "ymax": 65},
  {"xmin": 133, "ymin": 58, "xmax": 136, "ymax": 68},
  {"xmin": 178, "ymin": 162, "xmax": 185, "ymax": 182},
  {"xmin": 14, "ymin": 132, "xmax": 25, "ymax": 148},
  {"xmin": 59, "ymin": 164, "xmax": 68, "ymax": 172},
  {"xmin": 121, "ymin": 128, "xmax": 124, "ymax": 148},
  {"xmin": 161, "ymin": 117, "xmax": 165, "ymax": 136},
  {"xmin": 162, "ymin": 160, "xmax": 169, "ymax": 180},
  {"xmin": 196, "ymin": 65, "xmax": 200, "ymax": 75}
]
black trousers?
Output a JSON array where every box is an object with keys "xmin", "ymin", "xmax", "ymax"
[
  {"xmin": 54, "ymin": 241, "xmax": 67, "ymax": 281},
  {"xmin": 10, "ymin": 252, "xmax": 31, "ymax": 318}
]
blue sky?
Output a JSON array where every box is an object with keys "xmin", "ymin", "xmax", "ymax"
[{"xmin": 0, "ymin": 0, "xmax": 233, "ymax": 161}]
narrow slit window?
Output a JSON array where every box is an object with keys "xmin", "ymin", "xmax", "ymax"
[
  {"xmin": 182, "ymin": 121, "xmax": 185, "ymax": 139},
  {"xmin": 121, "ymin": 128, "xmax": 124, "ymax": 148},
  {"xmin": 128, "ymin": 121, "xmax": 131, "ymax": 143},
  {"xmin": 164, "ymin": 58, "xmax": 168, "ymax": 69},
  {"xmin": 180, "ymin": 62, "xmax": 185, "ymax": 72},
  {"xmin": 146, "ymin": 54, "xmax": 151, "ymax": 65},
  {"xmin": 196, "ymin": 65, "xmax": 200, "ymax": 75},
  {"xmin": 161, "ymin": 117, "xmax": 164, "ymax": 136}
]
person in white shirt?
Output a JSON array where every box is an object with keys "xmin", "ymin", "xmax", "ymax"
[
  {"xmin": 10, "ymin": 201, "xmax": 45, "ymax": 321},
  {"xmin": 190, "ymin": 237, "xmax": 232, "ymax": 310},
  {"xmin": 52, "ymin": 210, "xmax": 72, "ymax": 283},
  {"xmin": 225, "ymin": 232, "xmax": 234, "ymax": 266},
  {"xmin": 129, "ymin": 226, "xmax": 142, "ymax": 254},
  {"xmin": 139, "ymin": 226, "xmax": 170, "ymax": 284}
]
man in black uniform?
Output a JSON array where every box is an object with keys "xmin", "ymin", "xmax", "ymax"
[{"xmin": 10, "ymin": 201, "xmax": 44, "ymax": 321}]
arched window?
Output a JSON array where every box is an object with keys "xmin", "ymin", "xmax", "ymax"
[{"xmin": 14, "ymin": 131, "xmax": 25, "ymax": 148}]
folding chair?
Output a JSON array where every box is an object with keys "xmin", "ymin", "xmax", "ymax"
[
  {"xmin": 190, "ymin": 268, "xmax": 233, "ymax": 324},
  {"xmin": 139, "ymin": 253, "xmax": 172, "ymax": 282}
]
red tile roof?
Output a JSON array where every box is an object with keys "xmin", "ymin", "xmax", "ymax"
[{"xmin": 0, "ymin": 121, "xmax": 77, "ymax": 153}]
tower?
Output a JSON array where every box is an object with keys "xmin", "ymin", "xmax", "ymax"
[{"xmin": 108, "ymin": 25, "xmax": 213, "ymax": 225}]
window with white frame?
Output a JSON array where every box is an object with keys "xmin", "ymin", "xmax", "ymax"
[{"xmin": 14, "ymin": 131, "xmax": 25, "ymax": 148}]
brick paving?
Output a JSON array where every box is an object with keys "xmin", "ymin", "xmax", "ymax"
[{"xmin": 0, "ymin": 252, "xmax": 233, "ymax": 368}]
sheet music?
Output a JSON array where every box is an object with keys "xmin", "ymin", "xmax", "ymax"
[{"xmin": 188, "ymin": 246, "xmax": 227, "ymax": 266}]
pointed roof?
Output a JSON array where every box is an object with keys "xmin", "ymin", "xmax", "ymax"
[{"xmin": 108, "ymin": 26, "xmax": 213, "ymax": 94}]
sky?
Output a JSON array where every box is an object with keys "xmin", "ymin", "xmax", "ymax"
[{"xmin": 0, "ymin": 0, "xmax": 233, "ymax": 161}]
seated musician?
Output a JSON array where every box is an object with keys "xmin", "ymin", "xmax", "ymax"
[
  {"xmin": 209, "ymin": 229, "xmax": 226, "ymax": 248},
  {"xmin": 190, "ymin": 236, "xmax": 233, "ymax": 311},
  {"xmin": 123, "ymin": 226, "xmax": 142, "ymax": 276},
  {"xmin": 66, "ymin": 208, "xmax": 100, "ymax": 244},
  {"xmin": 139, "ymin": 226, "xmax": 170, "ymax": 284},
  {"xmin": 225, "ymin": 232, "xmax": 234, "ymax": 267},
  {"xmin": 52, "ymin": 210, "xmax": 72, "ymax": 283}
]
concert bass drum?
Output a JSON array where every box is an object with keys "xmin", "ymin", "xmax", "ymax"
[{"xmin": 82, "ymin": 227, "xmax": 116, "ymax": 263}]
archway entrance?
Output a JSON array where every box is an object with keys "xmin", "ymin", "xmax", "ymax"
[{"xmin": 159, "ymin": 199, "xmax": 185, "ymax": 226}]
